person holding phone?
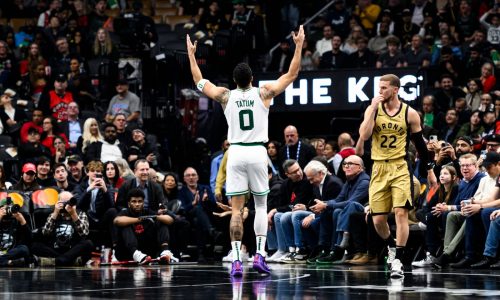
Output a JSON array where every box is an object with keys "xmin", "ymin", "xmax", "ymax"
[{"xmin": 73, "ymin": 160, "xmax": 116, "ymax": 248}]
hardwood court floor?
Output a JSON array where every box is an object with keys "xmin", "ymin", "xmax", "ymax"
[{"xmin": 1, "ymin": 263, "xmax": 499, "ymax": 299}]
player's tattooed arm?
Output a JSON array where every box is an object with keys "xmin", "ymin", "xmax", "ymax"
[
  {"xmin": 214, "ymin": 89, "xmax": 230, "ymax": 105},
  {"xmin": 260, "ymin": 87, "xmax": 276, "ymax": 101}
]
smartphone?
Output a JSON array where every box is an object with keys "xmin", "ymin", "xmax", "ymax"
[
  {"xmin": 95, "ymin": 174, "xmax": 103, "ymax": 179},
  {"xmin": 481, "ymin": 150, "xmax": 487, "ymax": 160},
  {"xmin": 429, "ymin": 135, "xmax": 438, "ymax": 143}
]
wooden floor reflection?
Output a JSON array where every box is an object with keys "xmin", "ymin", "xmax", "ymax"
[{"xmin": 1, "ymin": 263, "xmax": 499, "ymax": 299}]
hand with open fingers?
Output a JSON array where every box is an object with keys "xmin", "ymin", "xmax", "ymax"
[
  {"xmin": 216, "ymin": 202, "xmax": 231, "ymax": 212},
  {"xmin": 310, "ymin": 199, "xmax": 326, "ymax": 213},
  {"xmin": 186, "ymin": 34, "xmax": 197, "ymax": 56}
]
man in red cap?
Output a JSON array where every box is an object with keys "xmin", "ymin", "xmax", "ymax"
[{"xmin": 13, "ymin": 163, "xmax": 41, "ymax": 192}]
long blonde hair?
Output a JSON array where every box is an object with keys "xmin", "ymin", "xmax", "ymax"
[
  {"xmin": 82, "ymin": 118, "xmax": 103, "ymax": 152},
  {"xmin": 115, "ymin": 158, "xmax": 134, "ymax": 178},
  {"xmin": 93, "ymin": 28, "xmax": 114, "ymax": 56}
]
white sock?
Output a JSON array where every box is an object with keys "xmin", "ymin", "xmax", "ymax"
[
  {"xmin": 231, "ymin": 241, "xmax": 242, "ymax": 262},
  {"xmin": 253, "ymin": 194, "xmax": 268, "ymax": 236},
  {"xmin": 255, "ymin": 235, "xmax": 266, "ymax": 256},
  {"xmin": 289, "ymin": 247, "xmax": 296, "ymax": 253}
]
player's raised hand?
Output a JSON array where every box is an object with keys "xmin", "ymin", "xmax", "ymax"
[
  {"xmin": 292, "ymin": 25, "xmax": 305, "ymax": 45},
  {"xmin": 186, "ymin": 34, "xmax": 197, "ymax": 56}
]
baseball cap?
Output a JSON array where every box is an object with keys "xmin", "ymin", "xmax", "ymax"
[
  {"xmin": 22, "ymin": 163, "xmax": 36, "ymax": 174},
  {"xmin": 55, "ymin": 73, "xmax": 67, "ymax": 82},
  {"xmin": 132, "ymin": 128, "xmax": 146, "ymax": 136},
  {"xmin": 482, "ymin": 152, "xmax": 500, "ymax": 168},
  {"xmin": 485, "ymin": 134, "xmax": 500, "ymax": 144},
  {"xmin": 402, "ymin": 8, "xmax": 411, "ymax": 16},
  {"xmin": 456, "ymin": 136, "xmax": 473, "ymax": 146},
  {"xmin": 68, "ymin": 154, "xmax": 83, "ymax": 164}
]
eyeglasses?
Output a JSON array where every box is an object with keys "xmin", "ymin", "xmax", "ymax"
[
  {"xmin": 459, "ymin": 163, "xmax": 475, "ymax": 168},
  {"xmin": 487, "ymin": 143, "xmax": 500, "ymax": 148},
  {"xmin": 342, "ymin": 162, "xmax": 361, "ymax": 168}
]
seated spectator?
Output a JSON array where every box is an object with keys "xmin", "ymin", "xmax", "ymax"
[
  {"xmin": 465, "ymin": 78, "xmax": 483, "ymax": 111},
  {"xmin": 267, "ymin": 39, "xmax": 292, "ymax": 73},
  {"xmin": 421, "ymin": 95, "xmax": 445, "ymax": 131},
  {"xmin": 480, "ymin": 62, "xmax": 496, "ymax": 94},
  {"xmin": 19, "ymin": 42, "xmax": 47, "ymax": 77},
  {"xmin": 66, "ymin": 57, "xmax": 95, "ymax": 111},
  {"xmin": 40, "ymin": 116, "xmax": 69, "ymax": 156},
  {"xmin": 127, "ymin": 129, "xmax": 159, "ymax": 170},
  {"xmin": 0, "ymin": 88, "xmax": 27, "ymax": 143},
  {"xmin": 323, "ymin": 140, "xmax": 339, "ymax": 174},
  {"xmin": 178, "ymin": 166, "xmax": 217, "ymax": 262},
  {"xmin": 413, "ymin": 165, "xmax": 458, "ymax": 267},
  {"xmin": 39, "ymin": 73, "xmax": 74, "ymax": 122},
  {"xmin": 36, "ymin": 156, "xmax": 56, "ymax": 188},
  {"xmin": 85, "ymin": 123, "xmax": 126, "ymax": 163},
  {"xmin": 13, "ymin": 163, "xmax": 41, "ymax": 192},
  {"xmin": 115, "ymin": 158, "xmax": 135, "ymax": 181},
  {"xmin": 312, "ymin": 24, "xmax": 333, "ymax": 67},
  {"xmin": 352, "ymin": 0, "xmax": 381, "ymax": 36},
  {"xmin": 348, "ymin": 36, "xmax": 376, "ymax": 68},
  {"xmin": 28, "ymin": 63, "xmax": 48, "ymax": 106},
  {"xmin": 483, "ymin": 111, "xmax": 497, "ymax": 137},
  {"xmin": 67, "ymin": 154, "xmax": 85, "ymax": 185},
  {"xmin": 433, "ymin": 74, "xmax": 466, "ymax": 112},
  {"xmin": 266, "ymin": 141, "xmax": 281, "ymax": 177},
  {"xmin": 266, "ymin": 160, "xmax": 314, "ymax": 262},
  {"xmin": 310, "ymin": 138, "xmax": 326, "ymax": 158},
  {"xmin": 300, "ymin": 39, "xmax": 316, "ymax": 71},
  {"xmin": 20, "ymin": 108, "xmax": 43, "ymax": 144},
  {"xmin": 404, "ymin": 34, "xmax": 431, "ymax": 69},
  {"xmin": 340, "ymin": 26, "xmax": 364, "ymax": 55},
  {"xmin": 113, "ymin": 113, "xmax": 132, "ymax": 146},
  {"xmin": 18, "ymin": 127, "xmax": 51, "ymax": 165},
  {"xmin": 74, "ymin": 160, "xmax": 116, "ymax": 248},
  {"xmin": 368, "ymin": 21, "xmax": 392, "ymax": 56},
  {"xmin": 104, "ymin": 161, "xmax": 124, "ymax": 192},
  {"xmin": 376, "ymin": 36, "xmax": 406, "ymax": 68},
  {"xmin": 48, "ymin": 36, "xmax": 73, "ymax": 77},
  {"xmin": 53, "ymin": 163, "xmax": 77, "ymax": 192},
  {"xmin": 31, "ymin": 191, "xmax": 93, "ymax": 266},
  {"xmin": 114, "ymin": 188, "xmax": 177, "ymax": 264},
  {"xmin": 0, "ymin": 197, "xmax": 31, "ymax": 267},
  {"xmin": 105, "ymin": 79, "xmax": 142, "ymax": 129},
  {"xmin": 455, "ymin": 110, "xmax": 485, "ymax": 145},
  {"xmin": 307, "ymin": 156, "xmax": 368, "ymax": 264},
  {"xmin": 53, "ymin": 135, "xmax": 69, "ymax": 165},
  {"xmin": 59, "ymin": 102, "xmax": 84, "ymax": 154},
  {"xmin": 319, "ymin": 35, "xmax": 349, "ymax": 69},
  {"xmin": 91, "ymin": 28, "xmax": 119, "ymax": 60},
  {"xmin": 278, "ymin": 125, "xmax": 316, "ymax": 177},
  {"xmin": 79, "ymin": 118, "xmax": 102, "ymax": 156},
  {"xmin": 433, "ymin": 153, "xmax": 486, "ymax": 268}
]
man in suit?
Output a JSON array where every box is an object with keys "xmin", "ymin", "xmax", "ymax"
[
  {"xmin": 59, "ymin": 102, "xmax": 84, "ymax": 154},
  {"xmin": 115, "ymin": 159, "xmax": 164, "ymax": 213},
  {"xmin": 308, "ymin": 155, "xmax": 370, "ymax": 264}
]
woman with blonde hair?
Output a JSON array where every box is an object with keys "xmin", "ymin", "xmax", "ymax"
[
  {"xmin": 79, "ymin": 118, "xmax": 103, "ymax": 155},
  {"xmin": 92, "ymin": 28, "xmax": 119, "ymax": 60},
  {"xmin": 114, "ymin": 158, "xmax": 135, "ymax": 180}
]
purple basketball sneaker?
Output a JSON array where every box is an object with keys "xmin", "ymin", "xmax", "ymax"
[
  {"xmin": 231, "ymin": 260, "xmax": 243, "ymax": 277},
  {"xmin": 253, "ymin": 254, "xmax": 271, "ymax": 274}
]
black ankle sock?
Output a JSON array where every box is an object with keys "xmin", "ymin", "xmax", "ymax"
[
  {"xmin": 385, "ymin": 237, "xmax": 396, "ymax": 248},
  {"xmin": 395, "ymin": 246, "xmax": 405, "ymax": 260}
]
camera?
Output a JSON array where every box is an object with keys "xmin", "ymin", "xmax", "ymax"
[
  {"xmin": 63, "ymin": 197, "xmax": 78, "ymax": 207},
  {"xmin": 4, "ymin": 197, "xmax": 20, "ymax": 217}
]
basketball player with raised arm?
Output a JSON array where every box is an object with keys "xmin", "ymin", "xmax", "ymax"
[
  {"xmin": 359, "ymin": 74, "xmax": 437, "ymax": 278},
  {"xmin": 187, "ymin": 26, "xmax": 305, "ymax": 276}
]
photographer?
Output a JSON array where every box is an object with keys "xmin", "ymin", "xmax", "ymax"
[
  {"xmin": 0, "ymin": 198, "xmax": 31, "ymax": 267},
  {"xmin": 31, "ymin": 191, "xmax": 93, "ymax": 267},
  {"xmin": 114, "ymin": 188, "xmax": 176, "ymax": 264},
  {"xmin": 74, "ymin": 161, "xmax": 116, "ymax": 248}
]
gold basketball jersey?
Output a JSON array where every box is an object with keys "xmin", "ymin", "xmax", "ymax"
[{"xmin": 371, "ymin": 102, "xmax": 409, "ymax": 161}]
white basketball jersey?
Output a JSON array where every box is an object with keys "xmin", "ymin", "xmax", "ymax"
[{"xmin": 224, "ymin": 87, "xmax": 269, "ymax": 144}]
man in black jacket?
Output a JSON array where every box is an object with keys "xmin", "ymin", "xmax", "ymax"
[
  {"xmin": 74, "ymin": 160, "xmax": 116, "ymax": 247},
  {"xmin": 0, "ymin": 197, "xmax": 31, "ymax": 266},
  {"xmin": 115, "ymin": 159, "xmax": 164, "ymax": 212}
]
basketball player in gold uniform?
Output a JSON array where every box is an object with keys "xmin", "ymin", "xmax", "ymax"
[{"xmin": 359, "ymin": 74, "xmax": 436, "ymax": 278}]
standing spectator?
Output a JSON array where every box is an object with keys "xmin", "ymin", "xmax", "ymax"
[
  {"xmin": 105, "ymin": 79, "xmax": 142, "ymax": 128},
  {"xmin": 88, "ymin": 0, "xmax": 111, "ymax": 41},
  {"xmin": 278, "ymin": 125, "xmax": 316, "ymax": 177},
  {"xmin": 394, "ymin": 9, "xmax": 423, "ymax": 47},
  {"xmin": 66, "ymin": 57, "xmax": 95, "ymax": 111},
  {"xmin": 48, "ymin": 37, "xmax": 73, "ymax": 77},
  {"xmin": 479, "ymin": 9, "xmax": 500, "ymax": 46},
  {"xmin": 454, "ymin": 0, "xmax": 479, "ymax": 42}
]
